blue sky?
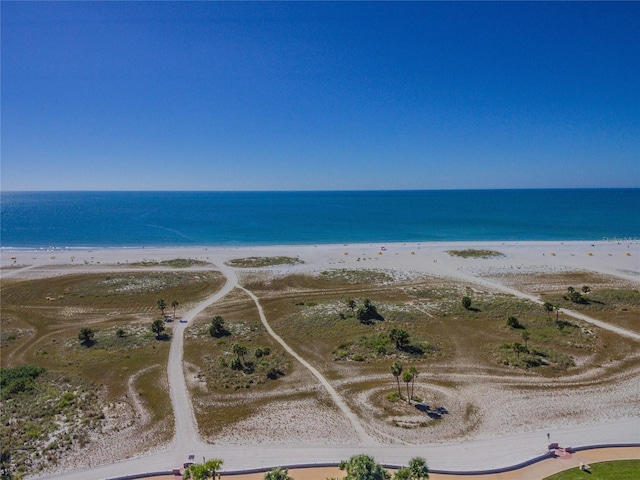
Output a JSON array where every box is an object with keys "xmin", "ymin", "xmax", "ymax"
[{"xmin": 2, "ymin": 1, "xmax": 639, "ymax": 191}]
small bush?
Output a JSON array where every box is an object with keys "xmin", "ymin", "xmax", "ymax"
[
  {"xmin": 462, "ymin": 296, "xmax": 472, "ymax": 310},
  {"xmin": 507, "ymin": 316, "xmax": 523, "ymax": 329},
  {"xmin": 386, "ymin": 391, "xmax": 402, "ymax": 403}
]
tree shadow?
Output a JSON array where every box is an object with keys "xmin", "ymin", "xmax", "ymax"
[
  {"xmin": 415, "ymin": 404, "xmax": 449, "ymax": 419},
  {"xmin": 243, "ymin": 362, "xmax": 255, "ymax": 374},
  {"xmin": 267, "ymin": 367, "xmax": 285, "ymax": 380},
  {"xmin": 401, "ymin": 344, "xmax": 425, "ymax": 356},
  {"xmin": 211, "ymin": 329, "xmax": 231, "ymax": 338},
  {"xmin": 156, "ymin": 333, "xmax": 171, "ymax": 341}
]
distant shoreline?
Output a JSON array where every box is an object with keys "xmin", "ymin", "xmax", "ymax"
[{"xmin": 2, "ymin": 238, "xmax": 638, "ymax": 252}]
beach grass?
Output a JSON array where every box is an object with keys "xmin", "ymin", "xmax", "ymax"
[
  {"xmin": 2, "ymin": 245, "xmax": 639, "ymax": 472},
  {"xmin": 446, "ymin": 249, "xmax": 505, "ymax": 258},
  {"xmin": 130, "ymin": 258, "xmax": 210, "ymax": 268},
  {"xmin": 0, "ymin": 269, "xmax": 225, "ymax": 472},
  {"xmin": 226, "ymin": 256, "xmax": 303, "ymax": 268},
  {"xmin": 543, "ymin": 459, "xmax": 640, "ymax": 479}
]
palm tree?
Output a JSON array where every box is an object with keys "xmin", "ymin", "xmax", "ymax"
[
  {"xmin": 390, "ymin": 361, "xmax": 403, "ymax": 397},
  {"xmin": 264, "ymin": 467, "xmax": 293, "ymax": 480},
  {"xmin": 157, "ymin": 298, "xmax": 167, "ymax": 317},
  {"xmin": 151, "ymin": 319, "xmax": 165, "ymax": 339},
  {"xmin": 78, "ymin": 327, "xmax": 95, "ymax": 347},
  {"xmin": 232, "ymin": 343, "xmax": 247, "ymax": 363},
  {"xmin": 402, "ymin": 371, "xmax": 414, "ymax": 404},
  {"xmin": 346, "ymin": 298, "xmax": 356, "ymax": 314},
  {"xmin": 521, "ymin": 330, "xmax": 530, "ymax": 352},
  {"xmin": 183, "ymin": 459, "xmax": 223, "ymax": 480},
  {"xmin": 171, "ymin": 300, "xmax": 179, "ymax": 319},
  {"xmin": 209, "ymin": 316, "xmax": 227, "ymax": 337},
  {"xmin": 407, "ymin": 457, "xmax": 429, "ymax": 479},
  {"xmin": 389, "ymin": 328, "xmax": 410, "ymax": 350},
  {"xmin": 408, "ymin": 366, "xmax": 419, "ymax": 401},
  {"xmin": 512, "ymin": 342, "xmax": 523, "ymax": 359},
  {"xmin": 461, "ymin": 296, "xmax": 472, "ymax": 310},
  {"xmin": 543, "ymin": 302, "xmax": 554, "ymax": 321},
  {"xmin": 338, "ymin": 454, "xmax": 390, "ymax": 480}
]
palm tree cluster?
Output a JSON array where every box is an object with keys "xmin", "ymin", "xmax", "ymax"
[
  {"xmin": 333, "ymin": 454, "xmax": 429, "ymax": 480},
  {"xmin": 345, "ymin": 298, "xmax": 383, "ymax": 324},
  {"xmin": 390, "ymin": 362, "xmax": 419, "ymax": 404},
  {"xmin": 183, "ymin": 459, "xmax": 223, "ymax": 480}
]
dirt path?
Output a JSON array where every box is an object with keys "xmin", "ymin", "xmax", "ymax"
[
  {"xmin": 238, "ymin": 284, "xmax": 376, "ymax": 445},
  {"xmin": 166, "ymin": 263, "xmax": 239, "ymax": 452},
  {"xmin": 442, "ymin": 266, "xmax": 640, "ymax": 342}
]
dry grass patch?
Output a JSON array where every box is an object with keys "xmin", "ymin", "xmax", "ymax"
[
  {"xmin": 541, "ymin": 288, "xmax": 640, "ymax": 333},
  {"xmin": 0, "ymin": 270, "xmax": 223, "ymax": 473},
  {"xmin": 446, "ymin": 249, "xmax": 505, "ymax": 259},
  {"xmin": 226, "ymin": 256, "xmax": 303, "ymax": 268},
  {"xmin": 130, "ymin": 258, "xmax": 210, "ymax": 268},
  {"xmin": 184, "ymin": 290, "xmax": 301, "ymax": 437}
]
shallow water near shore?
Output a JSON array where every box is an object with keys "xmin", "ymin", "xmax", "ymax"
[{"xmin": 2, "ymin": 189, "xmax": 639, "ymax": 248}]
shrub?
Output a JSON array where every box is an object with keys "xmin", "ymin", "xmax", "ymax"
[
  {"xmin": 507, "ymin": 316, "xmax": 523, "ymax": 329},
  {"xmin": 78, "ymin": 328, "xmax": 95, "ymax": 347},
  {"xmin": 386, "ymin": 391, "xmax": 402, "ymax": 403},
  {"xmin": 462, "ymin": 296, "xmax": 472, "ymax": 310},
  {"xmin": 357, "ymin": 299, "xmax": 382, "ymax": 324},
  {"xmin": 230, "ymin": 358, "xmax": 242, "ymax": 370}
]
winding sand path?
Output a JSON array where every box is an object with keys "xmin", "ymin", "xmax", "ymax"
[{"xmin": 238, "ymin": 285, "xmax": 374, "ymax": 445}]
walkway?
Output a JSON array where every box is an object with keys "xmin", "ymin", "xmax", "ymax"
[
  {"xmin": 442, "ymin": 266, "xmax": 640, "ymax": 342},
  {"xmin": 238, "ymin": 285, "xmax": 374, "ymax": 445}
]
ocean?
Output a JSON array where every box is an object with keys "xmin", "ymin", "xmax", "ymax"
[{"xmin": 1, "ymin": 190, "xmax": 638, "ymax": 248}]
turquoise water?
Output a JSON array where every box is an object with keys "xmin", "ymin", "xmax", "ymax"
[{"xmin": 1, "ymin": 190, "xmax": 638, "ymax": 248}]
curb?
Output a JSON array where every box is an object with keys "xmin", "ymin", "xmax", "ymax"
[{"xmin": 106, "ymin": 443, "xmax": 640, "ymax": 480}]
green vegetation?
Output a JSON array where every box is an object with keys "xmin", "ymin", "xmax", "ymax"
[
  {"xmin": 151, "ymin": 319, "xmax": 166, "ymax": 339},
  {"xmin": 0, "ymin": 369, "xmax": 103, "ymax": 477},
  {"xmin": 0, "ymin": 365, "xmax": 45, "ymax": 400},
  {"xmin": 543, "ymin": 460, "xmax": 640, "ymax": 479},
  {"xmin": 461, "ymin": 296, "xmax": 472, "ymax": 310},
  {"xmin": 334, "ymin": 331, "xmax": 431, "ymax": 362},
  {"xmin": 78, "ymin": 327, "xmax": 96, "ymax": 347},
  {"xmin": 226, "ymin": 256, "xmax": 303, "ymax": 268},
  {"xmin": 157, "ymin": 298, "xmax": 167, "ymax": 316},
  {"xmin": 0, "ymin": 270, "xmax": 223, "ymax": 472},
  {"xmin": 337, "ymin": 454, "xmax": 390, "ymax": 480},
  {"xmin": 394, "ymin": 457, "xmax": 430, "ymax": 480},
  {"xmin": 446, "ymin": 249, "xmax": 505, "ymax": 259},
  {"xmin": 507, "ymin": 316, "xmax": 523, "ymax": 329},
  {"xmin": 320, "ymin": 269, "xmax": 393, "ymax": 285},
  {"xmin": 209, "ymin": 315, "xmax": 230, "ymax": 337},
  {"xmin": 390, "ymin": 362, "xmax": 403, "ymax": 397},
  {"xmin": 264, "ymin": 467, "xmax": 293, "ymax": 480},
  {"xmin": 183, "ymin": 458, "xmax": 223, "ymax": 480},
  {"xmin": 357, "ymin": 299, "xmax": 383, "ymax": 324},
  {"xmin": 131, "ymin": 258, "xmax": 209, "ymax": 268}
]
